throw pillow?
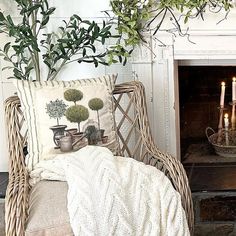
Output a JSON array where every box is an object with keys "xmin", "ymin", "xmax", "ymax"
[{"xmin": 13, "ymin": 74, "xmax": 119, "ymax": 171}]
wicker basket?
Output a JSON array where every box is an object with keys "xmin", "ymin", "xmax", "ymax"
[{"xmin": 206, "ymin": 127, "xmax": 236, "ymax": 157}]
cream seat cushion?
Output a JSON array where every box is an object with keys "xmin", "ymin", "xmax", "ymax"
[{"xmin": 25, "ymin": 181, "xmax": 73, "ymax": 236}]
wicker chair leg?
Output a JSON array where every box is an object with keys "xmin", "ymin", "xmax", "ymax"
[{"xmin": 5, "ymin": 97, "xmax": 29, "ymax": 236}]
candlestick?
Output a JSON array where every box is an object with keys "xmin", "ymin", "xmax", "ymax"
[
  {"xmin": 217, "ymin": 107, "xmax": 224, "ymax": 144},
  {"xmin": 220, "ymin": 82, "xmax": 225, "ymax": 107},
  {"xmin": 218, "ymin": 108, "xmax": 224, "ymax": 130},
  {"xmin": 224, "ymin": 113, "xmax": 229, "ymax": 146},
  {"xmin": 231, "ymin": 104, "xmax": 236, "ymax": 130},
  {"xmin": 224, "ymin": 113, "xmax": 229, "ymax": 128},
  {"xmin": 233, "ymin": 77, "xmax": 236, "ymax": 101}
]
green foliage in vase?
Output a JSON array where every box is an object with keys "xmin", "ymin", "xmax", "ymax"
[
  {"xmin": 88, "ymin": 98, "xmax": 104, "ymax": 130},
  {"xmin": 65, "ymin": 105, "xmax": 89, "ymax": 132},
  {"xmin": 46, "ymin": 99, "xmax": 67, "ymax": 125},
  {"xmin": 64, "ymin": 89, "xmax": 83, "ymax": 105},
  {"xmin": 110, "ymin": 0, "xmax": 233, "ymax": 47},
  {"xmin": 0, "ymin": 0, "xmax": 132, "ymax": 81}
]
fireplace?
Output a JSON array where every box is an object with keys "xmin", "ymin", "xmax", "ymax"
[
  {"xmin": 179, "ymin": 66, "xmax": 236, "ymax": 163},
  {"xmin": 178, "ymin": 65, "xmax": 236, "ymax": 191},
  {"xmin": 133, "ymin": 29, "xmax": 236, "ymax": 191},
  {"xmin": 132, "ymin": 18, "xmax": 236, "ymax": 231}
]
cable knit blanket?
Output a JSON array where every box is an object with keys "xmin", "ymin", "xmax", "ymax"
[{"xmin": 30, "ymin": 146, "xmax": 190, "ymax": 236}]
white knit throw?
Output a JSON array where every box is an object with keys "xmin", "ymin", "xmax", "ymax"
[{"xmin": 30, "ymin": 146, "xmax": 190, "ymax": 236}]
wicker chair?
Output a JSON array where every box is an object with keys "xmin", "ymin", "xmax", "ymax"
[{"xmin": 4, "ymin": 81, "xmax": 194, "ymax": 236}]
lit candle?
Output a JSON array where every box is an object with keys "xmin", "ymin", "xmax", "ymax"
[
  {"xmin": 220, "ymin": 82, "xmax": 225, "ymax": 107},
  {"xmin": 224, "ymin": 113, "xmax": 229, "ymax": 128},
  {"xmin": 233, "ymin": 77, "xmax": 236, "ymax": 101}
]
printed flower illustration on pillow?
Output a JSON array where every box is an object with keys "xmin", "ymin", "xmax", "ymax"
[{"xmin": 45, "ymin": 88, "xmax": 112, "ymax": 153}]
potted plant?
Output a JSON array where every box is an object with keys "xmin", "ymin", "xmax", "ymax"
[
  {"xmin": 65, "ymin": 105, "xmax": 89, "ymax": 133},
  {"xmin": 0, "ymin": 0, "xmax": 132, "ymax": 82},
  {"xmin": 45, "ymin": 99, "xmax": 67, "ymax": 146},
  {"xmin": 84, "ymin": 125, "xmax": 99, "ymax": 145},
  {"xmin": 88, "ymin": 97, "xmax": 104, "ymax": 140},
  {"xmin": 64, "ymin": 88, "xmax": 84, "ymax": 135}
]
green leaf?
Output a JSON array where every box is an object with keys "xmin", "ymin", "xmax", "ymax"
[
  {"xmin": 4, "ymin": 42, "xmax": 11, "ymax": 53},
  {"xmin": 73, "ymin": 14, "xmax": 82, "ymax": 22},
  {"xmin": 42, "ymin": 16, "xmax": 49, "ymax": 26},
  {"xmin": 91, "ymin": 44, "xmax": 96, "ymax": 53},
  {"xmin": 0, "ymin": 12, "xmax": 5, "ymax": 21},
  {"xmin": 58, "ymin": 39, "xmax": 70, "ymax": 43},
  {"xmin": 94, "ymin": 60, "xmax": 98, "ymax": 67},
  {"xmin": 82, "ymin": 20, "xmax": 92, "ymax": 25},
  {"xmin": 80, "ymin": 59, "xmax": 93, "ymax": 63},
  {"xmin": 83, "ymin": 48, "xmax": 86, "ymax": 57},
  {"xmin": 44, "ymin": 59, "xmax": 52, "ymax": 69},
  {"xmin": 99, "ymin": 61, "xmax": 109, "ymax": 66},
  {"xmin": 25, "ymin": 66, "xmax": 34, "ymax": 75},
  {"xmin": 6, "ymin": 15, "xmax": 14, "ymax": 25},
  {"xmin": 2, "ymin": 66, "xmax": 13, "ymax": 71},
  {"xmin": 93, "ymin": 24, "xmax": 100, "ymax": 37},
  {"xmin": 70, "ymin": 30, "xmax": 76, "ymax": 39},
  {"xmin": 7, "ymin": 76, "xmax": 15, "ymax": 80},
  {"xmin": 101, "ymin": 36, "xmax": 105, "ymax": 44},
  {"xmin": 128, "ymin": 21, "xmax": 136, "ymax": 28},
  {"xmin": 3, "ymin": 56, "xmax": 10, "ymax": 62},
  {"xmin": 123, "ymin": 57, "xmax": 127, "ymax": 66},
  {"xmin": 28, "ymin": 4, "xmax": 41, "ymax": 13},
  {"xmin": 46, "ymin": 7, "xmax": 56, "ymax": 15}
]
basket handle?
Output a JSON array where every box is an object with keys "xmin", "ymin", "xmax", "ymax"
[{"xmin": 205, "ymin": 127, "xmax": 215, "ymax": 141}]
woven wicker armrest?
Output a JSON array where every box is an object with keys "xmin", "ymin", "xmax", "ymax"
[
  {"xmin": 113, "ymin": 81, "xmax": 194, "ymax": 235},
  {"xmin": 4, "ymin": 96, "xmax": 29, "ymax": 236},
  {"xmin": 145, "ymin": 148, "xmax": 194, "ymax": 235}
]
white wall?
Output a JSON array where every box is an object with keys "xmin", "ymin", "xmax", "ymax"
[{"xmin": 0, "ymin": 0, "xmax": 133, "ymax": 171}]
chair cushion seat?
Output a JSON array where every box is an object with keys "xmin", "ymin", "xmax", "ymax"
[{"xmin": 25, "ymin": 180, "xmax": 73, "ymax": 236}]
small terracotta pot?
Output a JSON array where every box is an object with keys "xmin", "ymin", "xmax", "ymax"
[
  {"xmin": 102, "ymin": 136, "xmax": 108, "ymax": 144},
  {"xmin": 66, "ymin": 128, "xmax": 77, "ymax": 135},
  {"xmin": 97, "ymin": 129, "xmax": 105, "ymax": 141}
]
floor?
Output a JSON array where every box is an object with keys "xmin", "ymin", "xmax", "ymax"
[
  {"xmin": 0, "ymin": 173, "xmax": 7, "ymax": 236},
  {"xmin": 0, "ymin": 199, "xmax": 5, "ymax": 236}
]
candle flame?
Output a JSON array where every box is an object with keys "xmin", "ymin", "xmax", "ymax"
[
  {"xmin": 221, "ymin": 82, "xmax": 225, "ymax": 86},
  {"xmin": 233, "ymin": 77, "xmax": 236, "ymax": 82},
  {"xmin": 224, "ymin": 113, "xmax": 229, "ymax": 118}
]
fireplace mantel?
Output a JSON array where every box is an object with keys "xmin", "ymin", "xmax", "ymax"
[{"xmin": 133, "ymin": 12, "xmax": 236, "ymax": 159}]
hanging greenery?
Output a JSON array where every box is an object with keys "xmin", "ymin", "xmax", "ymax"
[
  {"xmin": 0, "ymin": 0, "xmax": 131, "ymax": 81},
  {"xmin": 110, "ymin": 0, "xmax": 233, "ymax": 46}
]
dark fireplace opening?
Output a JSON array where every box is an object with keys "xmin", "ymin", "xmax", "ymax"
[{"xmin": 179, "ymin": 65, "xmax": 236, "ymax": 191}]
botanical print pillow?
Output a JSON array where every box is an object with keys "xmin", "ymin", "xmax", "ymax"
[{"xmin": 13, "ymin": 75, "xmax": 118, "ymax": 171}]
